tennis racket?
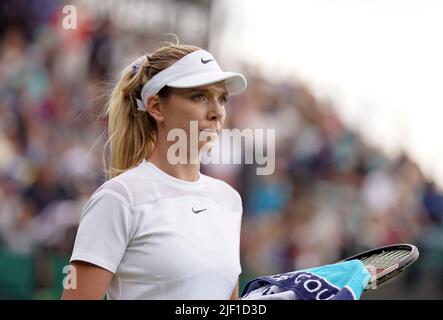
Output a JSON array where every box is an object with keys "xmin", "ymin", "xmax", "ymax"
[{"xmin": 341, "ymin": 243, "xmax": 419, "ymax": 291}]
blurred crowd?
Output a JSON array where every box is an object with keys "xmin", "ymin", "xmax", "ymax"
[{"xmin": 1, "ymin": 1, "xmax": 442, "ymax": 298}]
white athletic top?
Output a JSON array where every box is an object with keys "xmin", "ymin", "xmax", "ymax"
[{"xmin": 70, "ymin": 159, "xmax": 243, "ymax": 300}]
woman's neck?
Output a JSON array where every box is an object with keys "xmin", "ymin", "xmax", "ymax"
[{"xmin": 147, "ymin": 143, "xmax": 200, "ymax": 182}]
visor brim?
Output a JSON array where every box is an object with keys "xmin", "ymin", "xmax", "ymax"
[{"xmin": 167, "ymin": 71, "xmax": 247, "ymax": 96}]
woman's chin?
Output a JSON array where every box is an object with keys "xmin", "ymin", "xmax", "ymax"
[{"xmin": 199, "ymin": 140, "xmax": 215, "ymax": 151}]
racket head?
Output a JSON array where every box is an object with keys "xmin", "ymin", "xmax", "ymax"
[{"xmin": 342, "ymin": 243, "xmax": 419, "ymax": 291}]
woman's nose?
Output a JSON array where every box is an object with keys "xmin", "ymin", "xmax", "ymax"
[{"xmin": 208, "ymin": 99, "xmax": 225, "ymax": 120}]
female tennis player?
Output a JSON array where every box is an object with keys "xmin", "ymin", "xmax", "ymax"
[{"xmin": 61, "ymin": 44, "xmax": 247, "ymax": 300}]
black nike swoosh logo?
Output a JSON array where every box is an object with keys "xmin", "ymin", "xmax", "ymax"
[
  {"xmin": 201, "ymin": 58, "xmax": 213, "ymax": 64},
  {"xmin": 192, "ymin": 207, "xmax": 207, "ymax": 214}
]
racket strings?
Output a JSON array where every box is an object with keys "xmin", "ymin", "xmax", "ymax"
[{"xmin": 360, "ymin": 249, "xmax": 410, "ymax": 269}]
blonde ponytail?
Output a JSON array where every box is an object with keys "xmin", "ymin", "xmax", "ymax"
[{"xmin": 103, "ymin": 44, "xmax": 201, "ymax": 179}]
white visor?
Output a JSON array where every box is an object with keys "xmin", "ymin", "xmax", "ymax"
[{"xmin": 136, "ymin": 49, "xmax": 247, "ymax": 111}]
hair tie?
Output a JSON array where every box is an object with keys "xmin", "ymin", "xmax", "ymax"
[
  {"xmin": 130, "ymin": 55, "xmax": 148, "ymax": 76},
  {"xmin": 131, "ymin": 64, "xmax": 137, "ymax": 75}
]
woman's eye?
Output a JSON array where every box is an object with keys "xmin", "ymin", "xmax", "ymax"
[
  {"xmin": 192, "ymin": 94, "xmax": 207, "ymax": 103},
  {"xmin": 219, "ymin": 95, "xmax": 228, "ymax": 105}
]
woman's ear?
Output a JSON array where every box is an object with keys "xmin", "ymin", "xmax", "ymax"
[{"xmin": 147, "ymin": 96, "xmax": 164, "ymax": 123}]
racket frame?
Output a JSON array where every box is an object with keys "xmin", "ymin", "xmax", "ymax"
[{"xmin": 341, "ymin": 243, "xmax": 419, "ymax": 290}]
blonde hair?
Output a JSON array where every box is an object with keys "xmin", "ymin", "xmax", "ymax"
[{"xmin": 103, "ymin": 44, "xmax": 201, "ymax": 179}]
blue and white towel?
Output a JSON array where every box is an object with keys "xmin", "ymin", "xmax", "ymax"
[{"xmin": 241, "ymin": 260, "xmax": 371, "ymax": 300}]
